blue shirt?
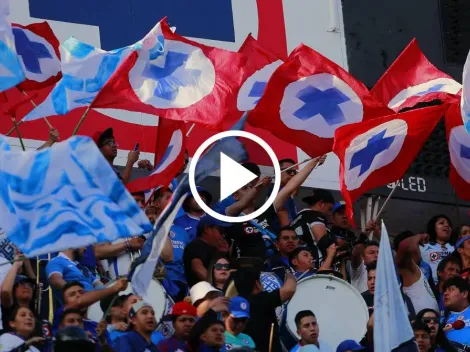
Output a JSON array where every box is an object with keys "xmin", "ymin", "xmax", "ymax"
[
  {"xmin": 443, "ymin": 306, "xmax": 470, "ymax": 346},
  {"xmin": 212, "ymin": 195, "xmax": 236, "ymax": 215},
  {"xmin": 46, "ymin": 253, "xmax": 97, "ymax": 292},
  {"xmin": 174, "ymin": 213, "xmax": 203, "ymax": 241},
  {"xmin": 164, "ymin": 225, "xmax": 190, "ymax": 284},
  {"xmin": 108, "ymin": 328, "xmax": 164, "ymax": 345},
  {"xmin": 114, "ymin": 330, "xmax": 159, "ymax": 352}
]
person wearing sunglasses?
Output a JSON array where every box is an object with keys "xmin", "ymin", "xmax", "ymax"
[
  {"xmin": 207, "ymin": 256, "xmax": 232, "ymax": 291},
  {"xmin": 415, "ymin": 309, "xmax": 456, "ymax": 352},
  {"xmin": 223, "ymin": 296, "xmax": 256, "ymax": 350}
]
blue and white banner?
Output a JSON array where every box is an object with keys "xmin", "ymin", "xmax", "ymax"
[
  {"xmin": 0, "ymin": 135, "xmax": 152, "ymax": 256},
  {"xmin": 0, "ymin": 0, "xmax": 25, "ymax": 92},
  {"xmin": 461, "ymin": 50, "xmax": 470, "ymax": 133}
]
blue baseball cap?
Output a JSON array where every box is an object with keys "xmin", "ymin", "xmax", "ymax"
[
  {"xmin": 456, "ymin": 235, "xmax": 470, "ymax": 249},
  {"xmin": 197, "ymin": 216, "xmax": 232, "ymax": 229},
  {"xmin": 336, "ymin": 340, "xmax": 367, "ymax": 352},
  {"xmin": 229, "ymin": 296, "xmax": 250, "ymax": 319},
  {"xmin": 332, "ymin": 201, "xmax": 346, "ymax": 214}
]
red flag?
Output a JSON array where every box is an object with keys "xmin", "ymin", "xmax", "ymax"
[
  {"xmin": 371, "ymin": 39, "xmax": 461, "ymax": 112},
  {"xmin": 12, "ymin": 22, "xmax": 61, "ymax": 91},
  {"xmin": 333, "ymin": 104, "xmax": 449, "ymax": 221},
  {"xmin": 249, "ymin": 44, "xmax": 393, "ymax": 157},
  {"xmin": 445, "ymin": 104, "xmax": 470, "ymax": 200},
  {"xmin": 93, "ymin": 19, "xmax": 248, "ymax": 129}
]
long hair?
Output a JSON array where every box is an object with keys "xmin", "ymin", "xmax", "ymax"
[
  {"xmin": 206, "ymin": 254, "xmax": 232, "ymax": 289},
  {"xmin": 416, "ymin": 309, "xmax": 457, "ymax": 352},
  {"xmin": 427, "ymin": 215, "xmax": 455, "ymax": 245}
]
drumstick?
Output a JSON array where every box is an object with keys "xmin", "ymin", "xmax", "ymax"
[{"xmin": 268, "ymin": 322, "xmax": 275, "ymax": 352}]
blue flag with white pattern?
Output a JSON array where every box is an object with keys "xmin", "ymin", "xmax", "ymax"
[
  {"xmin": 0, "ymin": 0, "xmax": 25, "ymax": 92},
  {"xmin": 0, "ymin": 135, "xmax": 152, "ymax": 257},
  {"xmin": 129, "ymin": 113, "xmax": 249, "ymax": 297}
]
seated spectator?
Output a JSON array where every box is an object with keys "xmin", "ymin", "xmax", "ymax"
[
  {"xmin": 415, "ymin": 309, "xmax": 450, "ymax": 352},
  {"xmin": 0, "ymin": 306, "xmax": 43, "ymax": 352},
  {"xmin": 335, "ymin": 339, "xmax": 367, "ymax": 352},
  {"xmin": 114, "ymin": 301, "xmax": 159, "ymax": 352},
  {"xmin": 105, "ymin": 296, "xmax": 128, "ymax": 342},
  {"xmin": 190, "ymin": 281, "xmax": 228, "ymax": 317},
  {"xmin": 412, "ymin": 321, "xmax": 432, "ymax": 352},
  {"xmin": 435, "ymin": 255, "xmax": 461, "ymax": 314},
  {"xmin": 222, "ymin": 296, "xmax": 256, "ymax": 350},
  {"xmin": 189, "ymin": 309, "xmax": 225, "ymax": 352},
  {"xmin": 183, "ymin": 217, "xmax": 231, "ymax": 287},
  {"xmin": 157, "ymin": 301, "xmax": 197, "ymax": 351},
  {"xmin": 54, "ymin": 326, "xmax": 96, "ymax": 352},
  {"xmin": 174, "ymin": 186, "xmax": 213, "ymax": 241},
  {"xmin": 266, "ymin": 226, "xmax": 300, "ymax": 277},
  {"xmin": 442, "ymin": 276, "xmax": 470, "ymax": 348},
  {"xmin": 207, "ymin": 255, "xmax": 232, "ymax": 291},
  {"xmin": 290, "ymin": 310, "xmax": 333, "ymax": 352}
]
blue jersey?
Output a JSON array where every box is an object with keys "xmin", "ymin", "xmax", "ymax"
[
  {"xmin": 164, "ymin": 225, "xmax": 190, "ymax": 284},
  {"xmin": 114, "ymin": 330, "xmax": 159, "ymax": 352},
  {"xmin": 46, "ymin": 253, "xmax": 97, "ymax": 292},
  {"xmin": 443, "ymin": 306, "xmax": 470, "ymax": 346},
  {"xmin": 174, "ymin": 213, "xmax": 203, "ymax": 241}
]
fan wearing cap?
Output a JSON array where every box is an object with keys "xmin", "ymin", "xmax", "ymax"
[
  {"xmin": 114, "ymin": 301, "xmax": 158, "ymax": 352},
  {"xmin": 189, "ymin": 281, "xmax": 230, "ymax": 317},
  {"xmin": 329, "ymin": 202, "xmax": 356, "ymax": 248},
  {"xmin": 222, "ymin": 296, "xmax": 256, "ymax": 350},
  {"xmin": 92, "ymin": 127, "xmax": 139, "ymax": 184},
  {"xmin": 183, "ymin": 217, "xmax": 231, "ymax": 287},
  {"xmin": 156, "ymin": 302, "xmax": 197, "ymax": 351},
  {"xmin": 189, "ymin": 309, "xmax": 226, "ymax": 351},
  {"xmin": 335, "ymin": 339, "xmax": 367, "ymax": 352},
  {"xmin": 174, "ymin": 187, "xmax": 213, "ymax": 242}
]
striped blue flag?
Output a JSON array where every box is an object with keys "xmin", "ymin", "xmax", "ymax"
[{"xmin": 0, "ymin": 135, "xmax": 152, "ymax": 256}]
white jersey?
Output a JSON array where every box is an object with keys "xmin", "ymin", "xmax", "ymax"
[
  {"xmin": 0, "ymin": 256, "xmax": 12, "ymax": 330},
  {"xmin": 351, "ymin": 263, "xmax": 368, "ymax": 294},
  {"xmin": 403, "ymin": 266, "xmax": 439, "ymax": 314},
  {"xmin": 420, "ymin": 243, "xmax": 454, "ymax": 283},
  {"xmin": 0, "ymin": 333, "xmax": 40, "ymax": 352}
]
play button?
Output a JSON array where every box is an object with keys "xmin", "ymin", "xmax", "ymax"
[
  {"xmin": 189, "ymin": 130, "xmax": 281, "ymax": 223},
  {"xmin": 220, "ymin": 153, "xmax": 258, "ymax": 201}
]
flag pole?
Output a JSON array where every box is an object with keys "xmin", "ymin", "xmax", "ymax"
[
  {"xmin": 281, "ymin": 158, "xmax": 313, "ymax": 173},
  {"xmin": 72, "ymin": 104, "xmax": 93, "ymax": 136},
  {"xmin": 2, "ymin": 93, "xmax": 26, "ymax": 151},
  {"xmin": 375, "ymin": 183, "xmax": 398, "ymax": 219},
  {"xmin": 5, "ymin": 120, "xmax": 23, "ymax": 136},
  {"xmin": 186, "ymin": 123, "xmax": 196, "ymax": 137},
  {"xmin": 18, "ymin": 88, "xmax": 53, "ymax": 128}
]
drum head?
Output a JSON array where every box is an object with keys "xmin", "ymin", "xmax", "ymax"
[{"xmin": 286, "ymin": 275, "xmax": 369, "ymax": 350}]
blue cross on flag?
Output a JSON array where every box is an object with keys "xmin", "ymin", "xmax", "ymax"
[{"xmin": 0, "ymin": 0, "xmax": 25, "ymax": 92}]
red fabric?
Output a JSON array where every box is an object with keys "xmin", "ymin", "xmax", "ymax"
[
  {"xmin": 333, "ymin": 104, "xmax": 449, "ymax": 222},
  {"xmin": 249, "ymin": 44, "xmax": 393, "ymax": 158},
  {"xmin": 371, "ymin": 39, "xmax": 461, "ymax": 112}
]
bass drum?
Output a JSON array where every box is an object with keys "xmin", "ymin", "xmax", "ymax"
[
  {"xmin": 87, "ymin": 279, "xmax": 175, "ymax": 338},
  {"xmin": 285, "ymin": 275, "xmax": 369, "ymax": 350}
]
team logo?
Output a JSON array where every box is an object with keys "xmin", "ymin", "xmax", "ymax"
[
  {"xmin": 240, "ymin": 302, "xmax": 247, "ymax": 310},
  {"xmin": 245, "ymin": 227, "xmax": 254, "ymax": 234},
  {"xmin": 130, "ymin": 40, "xmax": 216, "ymax": 109},
  {"xmin": 344, "ymin": 119, "xmax": 408, "ymax": 190},
  {"xmin": 449, "ymin": 125, "xmax": 470, "ymax": 183},
  {"xmin": 280, "ymin": 73, "xmax": 364, "ymax": 138},
  {"xmin": 430, "ymin": 252, "xmax": 440, "ymax": 261},
  {"xmin": 169, "ymin": 231, "xmax": 176, "ymax": 238}
]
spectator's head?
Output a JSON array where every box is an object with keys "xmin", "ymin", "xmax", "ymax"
[
  {"xmin": 93, "ymin": 128, "xmax": 117, "ymax": 162},
  {"xmin": 8, "ymin": 306, "xmax": 36, "ymax": 338},
  {"xmin": 279, "ymin": 158, "xmax": 297, "ymax": 186},
  {"xmin": 132, "ymin": 191, "xmax": 146, "ymax": 210},
  {"xmin": 456, "ymin": 235, "xmax": 470, "ymax": 261},
  {"xmin": 289, "ymin": 248, "xmax": 314, "ymax": 272},
  {"xmin": 437, "ymin": 255, "xmax": 461, "ymax": 285},
  {"xmin": 412, "ymin": 321, "xmax": 432, "ymax": 352},
  {"xmin": 443, "ymin": 276, "xmax": 470, "ymax": 311},
  {"xmin": 366, "ymin": 262, "xmax": 377, "ymax": 294},
  {"xmin": 152, "ymin": 187, "xmax": 173, "ymax": 212},
  {"xmin": 427, "ymin": 215, "xmax": 453, "ymax": 245},
  {"xmin": 416, "ymin": 309, "xmax": 439, "ymax": 342},
  {"xmin": 144, "ymin": 205, "xmax": 158, "ymax": 225},
  {"xmin": 107, "ymin": 295, "xmax": 127, "ymax": 324},
  {"xmin": 13, "ymin": 277, "xmax": 35, "ymax": 305},
  {"xmin": 163, "ymin": 301, "xmax": 197, "ymax": 342},
  {"xmin": 196, "ymin": 216, "xmax": 231, "ymax": 252},
  {"xmin": 60, "ymin": 308, "xmax": 84, "ymax": 329},
  {"xmin": 336, "ymin": 339, "xmax": 367, "ymax": 352},
  {"xmin": 454, "ymin": 224, "xmax": 470, "ymax": 241},
  {"xmin": 128, "ymin": 301, "xmax": 157, "ymax": 335},
  {"xmin": 302, "ymin": 189, "xmax": 334, "ymax": 217},
  {"xmin": 232, "ymin": 183, "xmax": 253, "ymax": 204},
  {"xmin": 275, "ymin": 226, "xmax": 299, "ymax": 257},
  {"xmin": 123, "ymin": 293, "xmax": 141, "ymax": 316},
  {"xmin": 62, "ymin": 282, "xmax": 85, "ymax": 307},
  {"xmin": 207, "ymin": 255, "xmax": 232, "ymax": 290},
  {"xmin": 242, "ymin": 162, "xmax": 261, "ymax": 187},
  {"xmin": 190, "ymin": 281, "xmax": 222, "ymax": 317},
  {"xmin": 223, "ymin": 296, "xmax": 251, "ymax": 336},
  {"xmin": 183, "ymin": 186, "xmax": 213, "ymax": 214},
  {"xmin": 234, "ymin": 267, "xmax": 262, "ymax": 298},
  {"xmin": 191, "ymin": 313, "xmax": 225, "ymax": 349},
  {"xmin": 331, "ymin": 201, "xmax": 350, "ymax": 230},
  {"xmin": 363, "ymin": 241, "xmax": 379, "ymax": 265},
  {"xmin": 295, "ymin": 310, "xmax": 319, "ymax": 346}
]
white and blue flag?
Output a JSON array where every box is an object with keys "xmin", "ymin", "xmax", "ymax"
[
  {"xmin": 461, "ymin": 50, "xmax": 470, "ymax": 133},
  {"xmin": 374, "ymin": 222, "xmax": 418, "ymax": 351},
  {"xmin": 0, "ymin": 135, "xmax": 152, "ymax": 257},
  {"xmin": 0, "ymin": 0, "xmax": 25, "ymax": 92}
]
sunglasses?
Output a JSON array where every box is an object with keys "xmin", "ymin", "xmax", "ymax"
[
  {"xmin": 102, "ymin": 140, "xmax": 119, "ymax": 148},
  {"xmin": 422, "ymin": 317, "xmax": 439, "ymax": 324},
  {"xmin": 214, "ymin": 263, "xmax": 230, "ymax": 271},
  {"xmin": 283, "ymin": 169, "xmax": 298, "ymax": 176}
]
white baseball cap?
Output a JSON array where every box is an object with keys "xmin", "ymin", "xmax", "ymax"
[{"xmin": 190, "ymin": 281, "xmax": 221, "ymax": 304}]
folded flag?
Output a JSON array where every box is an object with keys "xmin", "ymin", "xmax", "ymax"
[
  {"xmin": 0, "ymin": 135, "xmax": 152, "ymax": 256},
  {"xmin": 374, "ymin": 222, "xmax": 418, "ymax": 351},
  {"xmin": 129, "ymin": 113, "xmax": 248, "ymax": 297},
  {"xmin": 12, "ymin": 22, "xmax": 61, "ymax": 90},
  {"xmin": 249, "ymin": 43, "xmax": 393, "ymax": 157},
  {"xmin": 0, "ymin": 0, "xmax": 25, "ymax": 92},
  {"xmin": 372, "ymin": 39, "xmax": 461, "ymax": 112},
  {"xmin": 93, "ymin": 18, "xmax": 248, "ymax": 128},
  {"xmin": 461, "ymin": 50, "xmax": 470, "ymax": 132},
  {"xmin": 445, "ymin": 103, "xmax": 470, "ymax": 201},
  {"xmin": 333, "ymin": 104, "xmax": 449, "ymax": 221}
]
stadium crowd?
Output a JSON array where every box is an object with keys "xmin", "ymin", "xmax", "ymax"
[{"xmin": 1, "ymin": 127, "xmax": 470, "ymax": 352}]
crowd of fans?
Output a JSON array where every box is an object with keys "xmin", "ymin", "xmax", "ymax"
[{"xmin": 1, "ymin": 127, "xmax": 470, "ymax": 352}]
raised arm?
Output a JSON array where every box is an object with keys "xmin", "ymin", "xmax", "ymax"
[
  {"xmin": 279, "ymin": 272, "xmax": 297, "ymax": 302},
  {"xmin": 67, "ymin": 278, "xmax": 128, "ymax": 310},
  {"xmin": 396, "ymin": 234, "xmax": 426, "ymax": 271},
  {"xmin": 121, "ymin": 150, "xmax": 140, "ymax": 184},
  {"xmin": 36, "ymin": 128, "xmax": 59, "ymax": 151},
  {"xmin": 225, "ymin": 176, "xmax": 272, "ymax": 216},
  {"xmin": 160, "ymin": 235, "xmax": 174, "ymax": 263},
  {"xmin": 1, "ymin": 257, "xmax": 23, "ymax": 308}
]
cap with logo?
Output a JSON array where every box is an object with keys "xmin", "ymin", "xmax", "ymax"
[
  {"xmin": 162, "ymin": 301, "xmax": 197, "ymax": 321},
  {"xmin": 332, "ymin": 201, "xmax": 346, "ymax": 214},
  {"xmin": 229, "ymin": 296, "xmax": 251, "ymax": 319},
  {"xmin": 336, "ymin": 339, "xmax": 367, "ymax": 352}
]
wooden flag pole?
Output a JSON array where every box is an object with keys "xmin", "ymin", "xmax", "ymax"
[
  {"xmin": 10, "ymin": 116, "xmax": 26, "ymax": 151},
  {"xmin": 19, "ymin": 89, "xmax": 53, "ymax": 128},
  {"xmin": 5, "ymin": 120, "xmax": 23, "ymax": 136},
  {"xmin": 186, "ymin": 123, "xmax": 196, "ymax": 137},
  {"xmin": 72, "ymin": 105, "xmax": 93, "ymax": 136}
]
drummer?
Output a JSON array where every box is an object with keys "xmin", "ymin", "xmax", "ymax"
[{"xmin": 289, "ymin": 245, "xmax": 339, "ymax": 280}]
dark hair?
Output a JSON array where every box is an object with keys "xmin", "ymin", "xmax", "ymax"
[
  {"xmin": 442, "ymin": 276, "xmax": 469, "ymax": 293},
  {"xmin": 427, "ymin": 215, "xmax": 455, "ymax": 245},
  {"xmin": 62, "ymin": 281, "xmax": 84, "ymax": 298},
  {"xmin": 416, "ymin": 309, "xmax": 458, "ymax": 351},
  {"xmin": 366, "ymin": 262, "xmax": 377, "ymax": 273},
  {"xmin": 279, "ymin": 158, "xmax": 296, "ymax": 167},
  {"xmin": 437, "ymin": 255, "xmax": 462, "ymax": 274},
  {"xmin": 207, "ymin": 254, "xmax": 232, "ymax": 288},
  {"xmin": 289, "ymin": 248, "xmax": 310, "ymax": 267},
  {"xmin": 412, "ymin": 321, "xmax": 431, "ymax": 334},
  {"xmin": 8, "ymin": 306, "xmax": 34, "ymax": 324},
  {"xmin": 453, "ymin": 224, "xmax": 470, "ymax": 241},
  {"xmin": 294, "ymin": 310, "xmax": 315, "ymax": 329},
  {"xmin": 416, "ymin": 308, "xmax": 439, "ymax": 321},
  {"xmin": 234, "ymin": 267, "xmax": 261, "ymax": 299},
  {"xmin": 393, "ymin": 231, "xmax": 414, "ymax": 251},
  {"xmin": 242, "ymin": 162, "xmax": 261, "ymax": 176},
  {"xmin": 60, "ymin": 308, "xmax": 83, "ymax": 325},
  {"xmin": 364, "ymin": 241, "xmax": 379, "ymax": 251},
  {"xmin": 277, "ymin": 226, "xmax": 296, "ymax": 241}
]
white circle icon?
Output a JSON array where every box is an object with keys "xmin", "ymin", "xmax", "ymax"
[{"xmin": 189, "ymin": 131, "xmax": 281, "ymax": 223}]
